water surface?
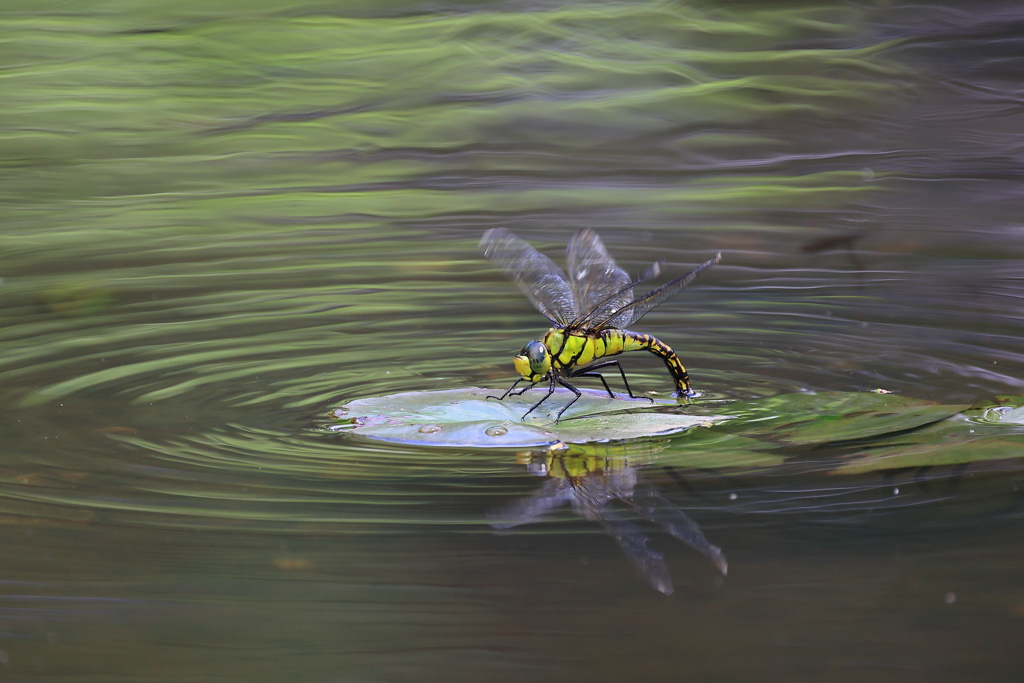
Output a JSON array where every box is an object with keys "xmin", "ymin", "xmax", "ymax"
[{"xmin": 2, "ymin": 1, "xmax": 1024, "ymax": 680}]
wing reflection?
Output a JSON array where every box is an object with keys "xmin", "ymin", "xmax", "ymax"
[{"xmin": 489, "ymin": 444, "xmax": 727, "ymax": 595}]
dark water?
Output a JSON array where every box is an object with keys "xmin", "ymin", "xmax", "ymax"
[{"xmin": 2, "ymin": 1, "xmax": 1024, "ymax": 680}]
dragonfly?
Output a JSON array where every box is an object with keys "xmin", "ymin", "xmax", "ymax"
[{"xmin": 480, "ymin": 228, "xmax": 720, "ymax": 422}]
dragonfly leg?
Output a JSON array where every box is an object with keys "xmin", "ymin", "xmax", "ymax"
[
  {"xmin": 521, "ymin": 374, "xmax": 557, "ymax": 421},
  {"xmin": 571, "ymin": 371, "xmax": 614, "ymax": 398},
  {"xmin": 487, "ymin": 377, "xmax": 523, "ymax": 401},
  {"xmin": 509, "ymin": 382, "xmax": 537, "ymax": 397},
  {"xmin": 553, "ymin": 376, "xmax": 582, "ymax": 423},
  {"xmin": 570, "ymin": 360, "xmax": 654, "ymax": 402}
]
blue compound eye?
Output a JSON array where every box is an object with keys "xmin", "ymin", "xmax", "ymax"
[{"xmin": 521, "ymin": 341, "xmax": 547, "ymax": 366}]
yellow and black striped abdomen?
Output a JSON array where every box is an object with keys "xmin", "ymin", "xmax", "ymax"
[{"xmin": 541, "ymin": 328, "xmax": 695, "ymax": 396}]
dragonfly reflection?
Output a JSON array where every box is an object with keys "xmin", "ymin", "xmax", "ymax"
[{"xmin": 489, "ymin": 442, "xmax": 727, "ymax": 595}]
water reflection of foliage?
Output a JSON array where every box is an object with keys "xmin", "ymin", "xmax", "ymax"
[{"xmin": 490, "ymin": 442, "xmax": 726, "ymax": 595}]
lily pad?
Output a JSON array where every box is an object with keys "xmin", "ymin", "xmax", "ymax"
[
  {"xmin": 329, "ymin": 388, "xmax": 1017, "ymax": 471},
  {"xmin": 330, "ymin": 387, "xmax": 727, "ymax": 448},
  {"xmin": 718, "ymin": 392, "xmax": 970, "ymax": 446},
  {"xmin": 835, "ymin": 436, "xmax": 1024, "ymax": 474},
  {"xmin": 828, "ymin": 396, "xmax": 1024, "ymax": 473},
  {"xmin": 657, "ymin": 434, "xmax": 786, "ymax": 470}
]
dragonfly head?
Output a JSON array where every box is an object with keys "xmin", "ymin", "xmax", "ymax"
[{"xmin": 513, "ymin": 340, "xmax": 551, "ymax": 382}]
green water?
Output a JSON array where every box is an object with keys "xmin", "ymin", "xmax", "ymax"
[{"xmin": 2, "ymin": 1, "xmax": 1024, "ymax": 680}]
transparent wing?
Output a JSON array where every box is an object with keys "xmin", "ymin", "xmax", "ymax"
[
  {"xmin": 570, "ymin": 259, "xmax": 662, "ymax": 330},
  {"xmin": 565, "ymin": 229, "xmax": 634, "ymax": 327},
  {"xmin": 479, "ymin": 228, "xmax": 577, "ymax": 326},
  {"xmin": 589, "ymin": 252, "xmax": 721, "ymax": 330}
]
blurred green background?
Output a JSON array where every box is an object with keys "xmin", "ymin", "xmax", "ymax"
[{"xmin": 2, "ymin": 1, "xmax": 1023, "ymax": 681}]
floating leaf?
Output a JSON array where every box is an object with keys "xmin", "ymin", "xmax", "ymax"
[
  {"xmin": 330, "ymin": 388, "xmax": 1024, "ymax": 473},
  {"xmin": 825, "ymin": 397, "xmax": 1024, "ymax": 473},
  {"xmin": 331, "ymin": 388, "xmax": 727, "ymax": 448},
  {"xmin": 657, "ymin": 434, "xmax": 786, "ymax": 470},
  {"xmin": 836, "ymin": 436, "xmax": 1024, "ymax": 474},
  {"xmin": 720, "ymin": 392, "xmax": 970, "ymax": 446}
]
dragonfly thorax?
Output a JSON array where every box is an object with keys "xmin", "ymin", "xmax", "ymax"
[{"xmin": 513, "ymin": 340, "xmax": 551, "ymax": 382}]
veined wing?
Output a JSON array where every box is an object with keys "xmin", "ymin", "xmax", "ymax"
[
  {"xmin": 569, "ymin": 259, "xmax": 662, "ymax": 330},
  {"xmin": 565, "ymin": 229, "xmax": 634, "ymax": 328},
  {"xmin": 480, "ymin": 228, "xmax": 577, "ymax": 326},
  {"xmin": 589, "ymin": 252, "xmax": 721, "ymax": 330}
]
